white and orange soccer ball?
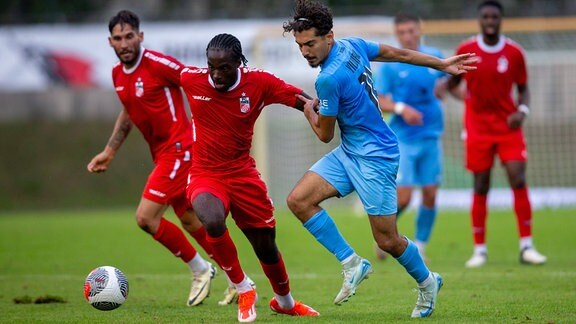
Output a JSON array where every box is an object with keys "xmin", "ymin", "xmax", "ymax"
[{"xmin": 84, "ymin": 266, "xmax": 129, "ymax": 311}]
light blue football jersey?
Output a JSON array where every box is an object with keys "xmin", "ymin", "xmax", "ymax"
[
  {"xmin": 376, "ymin": 45, "xmax": 445, "ymax": 141},
  {"xmin": 316, "ymin": 37, "xmax": 399, "ymax": 159}
]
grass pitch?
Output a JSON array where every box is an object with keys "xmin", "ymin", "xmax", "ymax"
[{"xmin": 1, "ymin": 206, "xmax": 575, "ymax": 323}]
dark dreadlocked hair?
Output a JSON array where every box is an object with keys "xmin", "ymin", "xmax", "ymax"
[
  {"xmin": 206, "ymin": 33, "xmax": 248, "ymax": 66},
  {"xmin": 283, "ymin": 0, "xmax": 333, "ymax": 36},
  {"xmin": 108, "ymin": 10, "xmax": 140, "ymax": 33}
]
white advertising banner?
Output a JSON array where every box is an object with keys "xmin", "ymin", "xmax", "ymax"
[{"xmin": 0, "ymin": 17, "xmax": 395, "ymax": 92}]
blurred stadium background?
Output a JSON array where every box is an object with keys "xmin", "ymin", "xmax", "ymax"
[{"xmin": 0, "ymin": 0, "xmax": 575, "ymax": 211}]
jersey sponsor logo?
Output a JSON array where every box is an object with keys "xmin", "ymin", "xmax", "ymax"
[
  {"xmin": 319, "ymin": 99, "xmax": 329, "ymax": 109},
  {"xmin": 264, "ymin": 216, "xmax": 275, "ymax": 224},
  {"xmin": 497, "ymin": 56, "xmax": 509, "ymax": 73},
  {"xmin": 148, "ymin": 188, "xmax": 166, "ymax": 198},
  {"xmin": 240, "ymin": 93, "xmax": 251, "ymax": 113},
  {"xmin": 135, "ymin": 77, "xmax": 144, "ymax": 97},
  {"xmin": 183, "ymin": 67, "xmax": 207, "ymax": 74},
  {"xmin": 242, "ymin": 67, "xmax": 265, "ymax": 73},
  {"xmin": 399, "ymin": 70, "xmax": 409, "ymax": 78},
  {"xmin": 192, "ymin": 95, "xmax": 211, "ymax": 101},
  {"xmin": 115, "ymin": 86, "xmax": 124, "ymax": 92}
]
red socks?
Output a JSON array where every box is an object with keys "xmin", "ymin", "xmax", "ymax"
[
  {"xmin": 471, "ymin": 194, "xmax": 488, "ymax": 245},
  {"xmin": 471, "ymin": 188, "xmax": 533, "ymax": 245},
  {"xmin": 153, "ymin": 218, "xmax": 197, "ymax": 263},
  {"xmin": 260, "ymin": 253, "xmax": 290, "ymax": 296},
  {"xmin": 188, "ymin": 226, "xmax": 214, "ymax": 259},
  {"xmin": 206, "ymin": 229, "xmax": 245, "ymax": 284},
  {"xmin": 513, "ymin": 187, "xmax": 532, "ymax": 238}
]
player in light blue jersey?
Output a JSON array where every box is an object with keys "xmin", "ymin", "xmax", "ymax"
[
  {"xmin": 283, "ymin": 0, "xmax": 477, "ymax": 318},
  {"xmin": 374, "ymin": 13, "xmax": 447, "ymax": 262}
]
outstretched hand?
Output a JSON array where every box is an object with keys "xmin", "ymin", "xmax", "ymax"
[{"xmin": 441, "ymin": 53, "xmax": 479, "ymax": 75}]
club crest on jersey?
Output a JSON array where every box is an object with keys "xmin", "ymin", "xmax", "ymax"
[
  {"xmin": 497, "ymin": 56, "xmax": 509, "ymax": 73},
  {"xmin": 239, "ymin": 93, "xmax": 250, "ymax": 113},
  {"xmin": 135, "ymin": 78, "xmax": 144, "ymax": 97}
]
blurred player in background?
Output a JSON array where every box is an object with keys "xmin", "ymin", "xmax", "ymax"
[
  {"xmin": 87, "ymin": 10, "xmax": 220, "ymax": 307},
  {"xmin": 180, "ymin": 33, "xmax": 319, "ymax": 322},
  {"xmin": 374, "ymin": 13, "xmax": 447, "ymax": 262},
  {"xmin": 283, "ymin": 0, "xmax": 476, "ymax": 317},
  {"xmin": 444, "ymin": 0, "xmax": 547, "ymax": 268}
]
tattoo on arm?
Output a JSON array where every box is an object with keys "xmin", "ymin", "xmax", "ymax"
[{"xmin": 107, "ymin": 112, "xmax": 133, "ymax": 151}]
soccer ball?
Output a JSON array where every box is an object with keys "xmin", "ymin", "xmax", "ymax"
[{"xmin": 84, "ymin": 266, "xmax": 129, "ymax": 311}]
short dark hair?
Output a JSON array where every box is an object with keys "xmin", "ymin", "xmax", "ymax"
[
  {"xmin": 478, "ymin": 0, "xmax": 503, "ymax": 14},
  {"xmin": 108, "ymin": 10, "xmax": 140, "ymax": 33},
  {"xmin": 394, "ymin": 13, "xmax": 421, "ymax": 25},
  {"xmin": 283, "ymin": 0, "xmax": 333, "ymax": 37},
  {"xmin": 206, "ymin": 33, "xmax": 248, "ymax": 66}
]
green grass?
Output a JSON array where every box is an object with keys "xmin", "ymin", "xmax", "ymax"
[{"xmin": 1, "ymin": 207, "xmax": 575, "ymax": 323}]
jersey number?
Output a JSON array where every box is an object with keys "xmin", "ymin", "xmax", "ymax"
[{"xmin": 358, "ymin": 66, "xmax": 379, "ymax": 109}]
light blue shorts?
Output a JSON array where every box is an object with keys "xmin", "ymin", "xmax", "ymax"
[
  {"xmin": 310, "ymin": 146, "xmax": 399, "ymax": 216},
  {"xmin": 396, "ymin": 138, "xmax": 442, "ymax": 187}
]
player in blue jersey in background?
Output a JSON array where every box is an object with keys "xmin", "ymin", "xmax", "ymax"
[
  {"xmin": 374, "ymin": 13, "xmax": 447, "ymax": 262},
  {"xmin": 283, "ymin": 0, "xmax": 477, "ymax": 318}
]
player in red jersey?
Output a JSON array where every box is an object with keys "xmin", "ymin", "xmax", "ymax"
[
  {"xmin": 444, "ymin": 1, "xmax": 546, "ymax": 267},
  {"xmin": 86, "ymin": 10, "xmax": 219, "ymax": 306},
  {"xmin": 180, "ymin": 33, "xmax": 319, "ymax": 322}
]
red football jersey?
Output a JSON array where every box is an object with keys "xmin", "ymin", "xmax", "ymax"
[
  {"xmin": 180, "ymin": 67, "xmax": 302, "ymax": 172},
  {"xmin": 456, "ymin": 35, "xmax": 528, "ymax": 137},
  {"xmin": 112, "ymin": 48, "xmax": 192, "ymax": 161}
]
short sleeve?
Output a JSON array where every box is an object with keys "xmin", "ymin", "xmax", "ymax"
[
  {"xmin": 154, "ymin": 54, "xmax": 185, "ymax": 87},
  {"xmin": 348, "ymin": 37, "xmax": 380, "ymax": 61},
  {"xmin": 262, "ymin": 71, "xmax": 302, "ymax": 108},
  {"xmin": 316, "ymin": 74, "xmax": 340, "ymax": 117}
]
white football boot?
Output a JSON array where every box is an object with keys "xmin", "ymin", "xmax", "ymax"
[
  {"xmin": 465, "ymin": 253, "xmax": 487, "ymax": 268},
  {"xmin": 187, "ymin": 262, "xmax": 217, "ymax": 306},
  {"xmin": 411, "ymin": 272, "xmax": 443, "ymax": 318},
  {"xmin": 334, "ymin": 256, "xmax": 373, "ymax": 305},
  {"xmin": 520, "ymin": 247, "xmax": 547, "ymax": 265}
]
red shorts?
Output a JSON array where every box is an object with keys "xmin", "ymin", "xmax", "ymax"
[
  {"xmin": 465, "ymin": 131, "xmax": 528, "ymax": 172},
  {"xmin": 142, "ymin": 150, "xmax": 191, "ymax": 217},
  {"xmin": 186, "ymin": 166, "xmax": 275, "ymax": 230}
]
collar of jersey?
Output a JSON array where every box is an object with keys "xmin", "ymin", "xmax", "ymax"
[
  {"xmin": 476, "ymin": 34, "xmax": 506, "ymax": 54},
  {"xmin": 122, "ymin": 46, "xmax": 145, "ymax": 74},
  {"xmin": 208, "ymin": 68, "xmax": 242, "ymax": 92}
]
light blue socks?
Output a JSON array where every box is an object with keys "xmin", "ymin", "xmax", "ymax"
[
  {"xmin": 396, "ymin": 238, "xmax": 430, "ymax": 283},
  {"xmin": 303, "ymin": 209, "xmax": 354, "ymax": 262}
]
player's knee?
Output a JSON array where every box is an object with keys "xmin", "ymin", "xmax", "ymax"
[
  {"xmin": 286, "ymin": 191, "xmax": 306, "ymax": 215},
  {"xmin": 135, "ymin": 212, "xmax": 156, "ymax": 234},
  {"xmin": 192, "ymin": 194, "xmax": 227, "ymax": 236},
  {"xmin": 508, "ymin": 174, "xmax": 526, "ymax": 189},
  {"xmin": 375, "ymin": 237, "xmax": 398, "ymax": 255},
  {"xmin": 421, "ymin": 193, "xmax": 437, "ymax": 208},
  {"xmin": 473, "ymin": 180, "xmax": 490, "ymax": 195},
  {"xmin": 195, "ymin": 213, "xmax": 225, "ymax": 237}
]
